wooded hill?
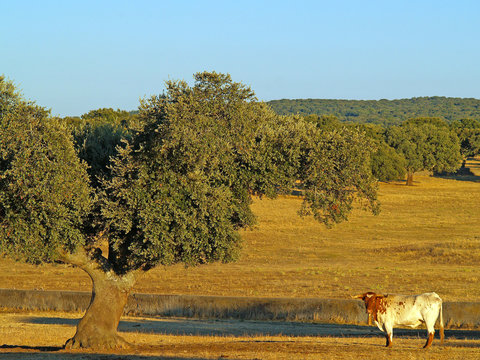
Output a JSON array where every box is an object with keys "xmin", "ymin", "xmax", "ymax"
[{"xmin": 267, "ymin": 97, "xmax": 480, "ymax": 126}]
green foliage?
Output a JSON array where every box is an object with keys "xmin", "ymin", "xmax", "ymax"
[
  {"xmin": 74, "ymin": 124, "xmax": 128, "ymax": 186},
  {"xmin": 386, "ymin": 122, "xmax": 461, "ymax": 176},
  {"xmin": 450, "ymin": 119, "xmax": 480, "ymax": 158},
  {"xmin": 371, "ymin": 142, "xmax": 406, "ymax": 182},
  {"xmin": 451, "ymin": 118, "xmax": 480, "ymax": 130},
  {"xmin": 63, "ymin": 108, "xmax": 139, "ymax": 133},
  {"xmin": 403, "ymin": 117, "xmax": 449, "ymax": 128},
  {"xmin": 0, "ymin": 76, "xmax": 22, "ymax": 115},
  {"xmin": 346, "ymin": 123, "xmax": 385, "ymax": 141},
  {"xmin": 297, "ymin": 126, "xmax": 380, "ymax": 225},
  {"xmin": 269, "ymin": 97, "xmax": 480, "ymax": 126},
  {"xmin": 80, "ymin": 108, "xmax": 140, "ymax": 129},
  {"xmin": 0, "ymin": 77, "xmax": 92, "ymax": 263},
  {"xmin": 341, "ymin": 123, "xmax": 405, "ymax": 182},
  {"xmin": 304, "ymin": 114, "xmax": 341, "ymax": 131},
  {"xmin": 66, "ymin": 108, "xmax": 138, "ymax": 186}
]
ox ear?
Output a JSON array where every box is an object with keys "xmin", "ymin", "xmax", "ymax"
[{"xmin": 352, "ymin": 294, "xmax": 364, "ymax": 299}]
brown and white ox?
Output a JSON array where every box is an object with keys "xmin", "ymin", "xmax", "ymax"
[{"xmin": 354, "ymin": 292, "xmax": 444, "ymax": 348}]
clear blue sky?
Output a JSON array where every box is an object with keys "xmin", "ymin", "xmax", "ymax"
[{"xmin": 1, "ymin": 0, "xmax": 479, "ymax": 117}]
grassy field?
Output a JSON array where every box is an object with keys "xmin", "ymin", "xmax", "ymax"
[
  {"xmin": 1, "ymin": 159, "xmax": 479, "ymax": 302},
  {"xmin": 1, "ymin": 310, "xmax": 480, "ymax": 359}
]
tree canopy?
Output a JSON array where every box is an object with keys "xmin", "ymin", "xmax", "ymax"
[
  {"xmin": 386, "ymin": 120, "xmax": 461, "ymax": 185},
  {"xmin": 370, "ymin": 142, "xmax": 407, "ymax": 182},
  {"xmin": 450, "ymin": 118, "xmax": 480, "ymax": 159},
  {"xmin": 0, "ymin": 76, "xmax": 92, "ymax": 263}
]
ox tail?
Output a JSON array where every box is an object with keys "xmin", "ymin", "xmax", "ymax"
[{"xmin": 439, "ymin": 301, "xmax": 445, "ymax": 343}]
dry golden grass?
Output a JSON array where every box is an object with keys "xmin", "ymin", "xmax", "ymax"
[
  {"xmin": 135, "ymin": 336, "xmax": 480, "ymax": 360},
  {"xmin": 1, "ymin": 311, "xmax": 480, "ymax": 359},
  {"xmin": 1, "ymin": 159, "xmax": 480, "ymax": 302}
]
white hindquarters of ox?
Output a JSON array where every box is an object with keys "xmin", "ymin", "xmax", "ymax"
[{"xmin": 354, "ymin": 292, "xmax": 444, "ymax": 348}]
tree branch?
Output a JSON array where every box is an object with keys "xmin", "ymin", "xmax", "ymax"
[{"xmin": 57, "ymin": 246, "xmax": 141, "ymax": 290}]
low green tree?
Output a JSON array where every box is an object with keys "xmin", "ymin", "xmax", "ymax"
[
  {"xmin": 403, "ymin": 116, "xmax": 449, "ymax": 128},
  {"xmin": 450, "ymin": 119, "xmax": 480, "ymax": 165},
  {"xmin": 304, "ymin": 114, "xmax": 341, "ymax": 131},
  {"xmin": 371, "ymin": 142, "xmax": 406, "ymax": 182},
  {"xmin": 0, "ymin": 73, "xmax": 379, "ymax": 349},
  {"xmin": 296, "ymin": 124, "xmax": 380, "ymax": 224},
  {"xmin": 386, "ymin": 121, "xmax": 461, "ymax": 185},
  {"xmin": 346, "ymin": 123, "xmax": 406, "ymax": 182},
  {"xmin": 0, "ymin": 75, "xmax": 92, "ymax": 264}
]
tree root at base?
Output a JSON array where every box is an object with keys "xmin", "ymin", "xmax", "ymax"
[{"xmin": 64, "ymin": 333, "xmax": 132, "ymax": 350}]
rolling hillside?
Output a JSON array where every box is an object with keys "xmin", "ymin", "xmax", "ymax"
[{"xmin": 267, "ymin": 97, "xmax": 480, "ymax": 126}]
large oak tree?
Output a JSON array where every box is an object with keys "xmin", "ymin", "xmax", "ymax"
[{"xmin": 0, "ymin": 73, "xmax": 379, "ymax": 349}]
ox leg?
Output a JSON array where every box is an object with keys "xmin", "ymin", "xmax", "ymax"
[
  {"xmin": 384, "ymin": 325, "xmax": 393, "ymax": 348},
  {"xmin": 385, "ymin": 333, "xmax": 393, "ymax": 348},
  {"xmin": 423, "ymin": 332, "xmax": 434, "ymax": 349},
  {"xmin": 424, "ymin": 321, "xmax": 436, "ymax": 348}
]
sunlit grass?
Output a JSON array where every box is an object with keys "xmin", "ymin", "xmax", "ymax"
[{"xmin": 1, "ymin": 312, "xmax": 480, "ymax": 359}]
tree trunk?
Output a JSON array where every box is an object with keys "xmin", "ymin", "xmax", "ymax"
[
  {"xmin": 59, "ymin": 249, "xmax": 137, "ymax": 350},
  {"xmin": 406, "ymin": 171, "xmax": 414, "ymax": 186},
  {"xmin": 65, "ymin": 274, "xmax": 132, "ymax": 349}
]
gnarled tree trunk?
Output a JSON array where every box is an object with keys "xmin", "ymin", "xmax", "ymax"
[{"xmin": 60, "ymin": 249, "xmax": 137, "ymax": 349}]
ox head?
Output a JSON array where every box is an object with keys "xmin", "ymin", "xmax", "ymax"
[{"xmin": 353, "ymin": 292, "xmax": 384, "ymax": 325}]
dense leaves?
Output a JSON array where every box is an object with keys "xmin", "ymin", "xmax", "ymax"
[
  {"xmin": 386, "ymin": 120, "xmax": 461, "ymax": 184},
  {"xmin": 370, "ymin": 142, "xmax": 406, "ymax": 182},
  {"xmin": 297, "ymin": 126, "xmax": 380, "ymax": 225},
  {"xmin": 0, "ymin": 76, "xmax": 92, "ymax": 263},
  {"xmin": 450, "ymin": 119, "xmax": 480, "ymax": 159},
  {"xmin": 65, "ymin": 108, "xmax": 139, "ymax": 185},
  {"xmin": 74, "ymin": 123, "xmax": 128, "ymax": 186},
  {"xmin": 100, "ymin": 73, "xmax": 267, "ymax": 269}
]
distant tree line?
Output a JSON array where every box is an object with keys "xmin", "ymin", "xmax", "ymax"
[{"xmin": 268, "ymin": 97, "xmax": 480, "ymax": 127}]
